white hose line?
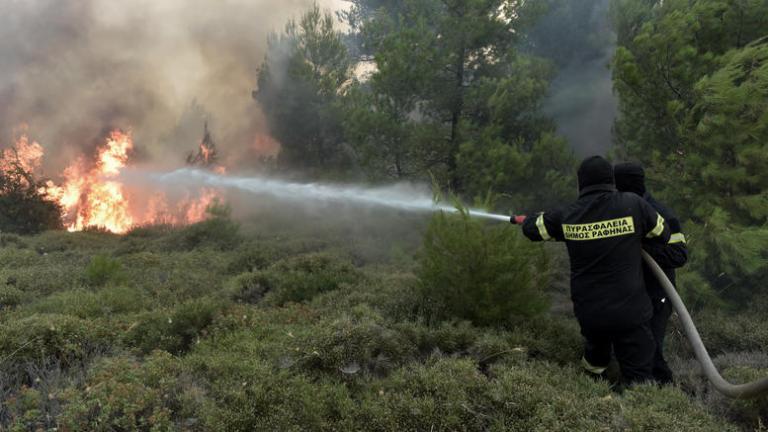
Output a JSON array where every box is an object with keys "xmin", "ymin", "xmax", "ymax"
[{"xmin": 642, "ymin": 251, "xmax": 768, "ymax": 399}]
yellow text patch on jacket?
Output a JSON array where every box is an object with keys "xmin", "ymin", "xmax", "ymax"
[{"xmin": 562, "ymin": 217, "xmax": 635, "ymax": 241}]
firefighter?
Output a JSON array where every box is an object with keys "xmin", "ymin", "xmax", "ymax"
[
  {"xmin": 614, "ymin": 162, "xmax": 688, "ymax": 385},
  {"xmin": 515, "ymin": 155, "xmax": 671, "ymax": 385}
]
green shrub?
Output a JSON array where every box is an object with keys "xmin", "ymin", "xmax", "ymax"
[
  {"xmin": 199, "ymin": 361, "xmax": 355, "ymax": 432},
  {"xmin": 125, "ymin": 223, "xmax": 174, "ymax": 239},
  {"xmin": 0, "ymin": 247, "xmax": 37, "ymax": 268},
  {"xmin": 676, "ymin": 268, "xmax": 728, "ymax": 312},
  {"xmin": 123, "ymin": 298, "xmax": 226, "ymax": 354},
  {"xmin": 669, "ymin": 351, "xmax": 768, "ymax": 431},
  {"xmin": 163, "ymin": 203, "xmax": 241, "ymax": 251},
  {"xmin": 691, "ymin": 309, "xmax": 768, "ymax": 355},
  {"xmin": 620, "ymin": 385, "xmax": 739, "ymax": 431},
  {"xmin": 395, "ymin": 320, "xmax": 481, "ymax": 358},
  {"xmin": 0, "ymin": 262, "xmax": 81, "ymax": 296},
  {"xmin": 519, "ymin": 315, "xmax": 583, "ymax": 365},
  {"xmin": 0, "ymin": 314, "xmax": 116, "ymax": 367},
  {"xmin": 418, "ymin": 211, "xmax": 549, "ymax": 326},
  {"xmin": 28, "ymin": 286, "xmax": 150, "ymax": 318},
  {"xmin": 0, "ymin": 232, "xmax": 28, "ymax": 248},
  {"xmin": 56, "ymin": 352, "xmax": 191, "ymax": 432},
  {"xmin": 295, "ymin": 308, "xmax": 417, "ymax": 377},
  {"xmin": 353, "ymin": 358, "xmax": 490, "ymax": 431},
  {"xmin": 262, "ymin": 253, "xmax": 361, "ymax": 306},
  {"xmin": 483, "ymin": 360, "xmax": 618, "ymax": 431},
  {"xmin": 310, "ymin": 271, "xmax": 422, "ymax": 322},
  {"xmin": 226, "ymin": 240, "xmax": 287, "ymax": 274},
  {"xmin": 118, "ymin": 250, "xmax": 231, "ymax": 304},
  {"xmin": 0, "ymin": 285, "xmax": 25, "ymax": 308},
  {"xmin": 84, "ymin": 255, "xmax": 127, "ymax": 287},
  {"xmin": 29, "ymin": 230, "xmax": 118, "ymax": 254},
  {"xmin": 226, "ymin": 271, "xmax": 271, "ymax": 304}
]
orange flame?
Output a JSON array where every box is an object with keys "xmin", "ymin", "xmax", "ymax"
[
  {"xmin": 0, "ymin": 134, "xmax": 45, "ymax": 175},
  {"xmin": 5, "ymin": 128, "xmax": 223, "ymax": 234}
]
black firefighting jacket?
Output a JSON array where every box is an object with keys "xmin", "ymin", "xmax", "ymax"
[
  {"xmin": 642, "ymin": 193, "xmax": 688, "ymax": 301},
  {"xmin": 522, "ymin": 184, "xmax": 671, "ymax": 330}
]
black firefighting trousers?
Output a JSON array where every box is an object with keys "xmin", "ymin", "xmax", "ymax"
[
  {"xmin": 581, "ymin": 321, "xmax": 656, "ymax": 384},
  {"xmin": 650, "ymin": 298, "xmax": 674, "ymax": 384}
]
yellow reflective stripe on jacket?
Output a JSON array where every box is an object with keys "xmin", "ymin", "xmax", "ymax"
[
  {"xmin": 669, "ymin": 233, "xmax": 686, "ymax": 244},
  {"xmin": 536, "ymin": 213, "xmax": 552, "ymax": 241},
  {"xmin": 646, "ymin": 213, "xmax": 666, "ymax": 238},
  {"xmin": 581, "ymin": 356, "xmax": 607, "ymax": 375}
]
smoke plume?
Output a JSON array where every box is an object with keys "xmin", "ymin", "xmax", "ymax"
[
  {"xmin": 0, "ymin": 0, "xmax": 346, "ymax": 173},
  {"xmin": 526, "ymin": 0, "xmax": 618, "ymax": 156}
]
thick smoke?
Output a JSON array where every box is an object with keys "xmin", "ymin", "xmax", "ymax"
[
  {"xmin": 526, "ymin": 0, "xmax": 618, "ymax": 156},
  {"xmin": 0, "ymin": 0, "xmax": 346, "ymax": 173}
]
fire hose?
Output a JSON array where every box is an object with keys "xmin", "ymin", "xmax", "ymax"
[
  {"xmin": 641, "ymin": 250, "xmax": 768, "ymax": 399},
  {"xmin": 510, "ymin": 215, "xmax": 768, "ymax": 399}
]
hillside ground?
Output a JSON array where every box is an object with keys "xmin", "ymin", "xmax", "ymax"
[{"xmin": 0, "ymin": 206, "xmax": 765, "ymax": 431}]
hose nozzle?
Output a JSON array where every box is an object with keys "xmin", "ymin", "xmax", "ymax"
[{"xmin": 510, "ymin": 215, "xmax": 527, "ymax": 225}]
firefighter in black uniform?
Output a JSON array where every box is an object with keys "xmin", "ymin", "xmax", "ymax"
[
  {"xmin": 516, "ymin": 156, "xmax": 671, "ymax": 384},
  {"xmin": 614, "ymin": 162, "xmax": 688, "ymax": 384}
]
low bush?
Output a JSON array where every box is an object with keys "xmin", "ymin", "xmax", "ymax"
[
  {"xmin": 689, "ymin": 309, "xmax": 768, "ymax": 355},
  {"xmin": 0, "ymin": 285, "xmax": 25, "ymax": 309},
  {"xmin": 620, "ymin": 384, "xmax": 739, "ymax": 431},
  {"xmin": 83, "ymin": 254, "xmax": 127, "ymax": 287},
  {"xmin": 670, "ymin": 351, "xmax": 768, "ymax": 431},
  {"xmin": 310, "ymin": 271, "xmax": 422, "ymax": 322},
  {"xmin": 125, "ymin": 223, "xmax": 175, "ymax": 239},
  {"xmin": 123, "ymin": 298, "xmax": 227, "ymax": 355},
  {"xmin": 354, "ymin": 358, "xmax": 490, "ymax": 431},
  {"xmin": 226, "ymin": 239, "xmax": 287, "ymax": 274},
  {"xmin": 226, "ymin": 271, "xmax": 271, "ymax": 304},
  {"xmin": 418, "ymin": 211, "xmax": 549, "ymax": 326},
  {"xmin": 0, "ymin": 263, "xmax": 82, "ymax": 297},
  {"xmin": 55, "ymin": 352, "xmax": 197, "ymax": 432},
  {"xmin": 0, "ymin": 314, "xmax": 116, "ymax": 368},
  {"xmin": 261, "ymin": 253, "xmax": 362, "ymax": 306},
  {"xmin": 198, "ymin": 361, "xmax": 355, "ymax": 432},
  {"xmin": 295, "ymin": 308, "xmax": 417, "ymax": 377},
  {"xmin": 163, "ymin": 202, "xmax": 241, "ymax": 252},
  {"xmin": 118, "ymin": 250, "xmax": 231, "ymax": 304},
  {"xmin": 28, "ymin": 286, "xmax": 150, "ymax": 318},
  {"xmin": 29, "ymin": 230, "xmax": 118, "ymax": 254},
  {"xmin": 0, "ymin": 232, "xmax": 28, "ymax": 248}
]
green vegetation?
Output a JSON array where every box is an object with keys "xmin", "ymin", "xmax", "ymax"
[
  {"xmin": 0, "ymin": 210, "xmax": 760, "ymax": 431},
  {"xmin": 257, "ymin": 0, "xmax": 577, "ymax": 211},
  {"xmin": 419, "ymin": 210, "xmax": 549, "ymax": 325},
  {"xmin": 611, "ymin": 0, "xmax": 768, "ymax": 307}
]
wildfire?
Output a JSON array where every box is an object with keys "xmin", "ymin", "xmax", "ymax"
[
  {"xmin": 2, "ymin": 129, "xmax": 222, "ymax": 234},
  {"xmin": 0, "ymin": 134, "xmax": 45, "ymax": 176}
]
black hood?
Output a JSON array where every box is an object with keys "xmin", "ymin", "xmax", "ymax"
[
  {"xmin": 614, "ymin": 162, "xmax": 646, "ymax": 196},
  {"xmin": 577, "ymin": 156, "xmax": 614, "ymax": 191}
]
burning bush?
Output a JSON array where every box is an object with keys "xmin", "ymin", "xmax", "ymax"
[
  {"xmin": 0, "ymin": 143, "xmax": 63, "ymax": 235},
  {"xmin": 418, "ymin": 211, "xmax": 549, "ymax": 326}
]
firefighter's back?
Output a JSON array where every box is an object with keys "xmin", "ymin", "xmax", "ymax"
[{"xmin": 561, "ymin": 188, "xmax": 655, "ymax": 330}]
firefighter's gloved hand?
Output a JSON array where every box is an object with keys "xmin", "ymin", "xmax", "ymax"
[{"xmin": 510, "ymin": 215, "xmax": 527, "ymax": 225}]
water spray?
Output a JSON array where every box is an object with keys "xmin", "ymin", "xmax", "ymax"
[
  {"xmin": 148, "ymin": 168, "xmax": 512, "ymax": 222},
  {"xmin": 147, "ymin": 168, "xmax": 768, "ymax": 398}
]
